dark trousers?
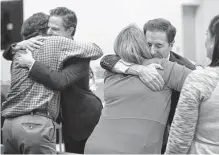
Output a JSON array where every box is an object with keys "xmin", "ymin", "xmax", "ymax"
[
  {"xmin": 63, "ymin": 132, "xmax": 88, "ymax": 154},
  {"xmin": 161, "ymin": 124, "xmax": 170, "ymax": 154}
]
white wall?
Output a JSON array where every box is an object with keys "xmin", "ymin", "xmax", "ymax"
[
  {"xmin": 182, "ymin": 5, "xmax": 197, "ymax": 61},
  {"xmin": 195, "ymin": 0, "xmax": 205, "ymax": 65}
]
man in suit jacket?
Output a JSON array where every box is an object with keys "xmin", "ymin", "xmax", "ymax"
[
  {"xmin": 2, "ymin": 12, "xmax": 103, "ymax": 154},
  {"xmin": 3, "ymin": 7, "xmax": 103, "ymax": 154},
  {"xmin": 100, "ymin": 18, "xmax": 196, "ymax": 153}
]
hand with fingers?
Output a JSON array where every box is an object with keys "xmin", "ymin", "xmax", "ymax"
[
  {"xmin": 14, "ymin": 36, "xmax": 46, "ymax": 52},
  {"xmin": 137, "ymin": 64, "xmax": 164, "ymax": 91},
  {"xmin": 16, "ymin": 49, "xmax": 35, "ymax": 69}
]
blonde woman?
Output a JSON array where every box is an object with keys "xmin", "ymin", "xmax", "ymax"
[
  {"xmin": 84, "ymin": 24, "xmax": 191, "ymax": 154},
  {"xmin": 165, "ymin": 14, "xmax": 219, "ymax": 154}
]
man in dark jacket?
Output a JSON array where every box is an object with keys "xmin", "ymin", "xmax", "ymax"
[
  {"xmin": 3, "ymin": 7, "xmax": 103, "ymax": 154},
  {"xmin": 100, "ymin": 18, "xmax": 197, "ymax": 153}
]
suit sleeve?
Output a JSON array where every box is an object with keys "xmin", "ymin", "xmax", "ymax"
[
  {"xmin": 163, "ymin": 60, "xmax": 192, "ymax": 92},
  {"xmin": 3, "ymin": 45, "xmax": 15, "ymax": 61},
  {"xmin": 100, "ymin": 54, "xmax": 121, "ymax": 71},
  {"xmin": 29, "ymin": 57, "xmax": 90, "ymax": 91}
]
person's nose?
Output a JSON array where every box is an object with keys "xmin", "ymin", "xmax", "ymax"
[
  {"xmin": 150, "ymin": 45, "xmax": 157, "ymax": 56},
  {"xmin": 47, "ymin": 28, "xmax": 53, "ymax": 35}
]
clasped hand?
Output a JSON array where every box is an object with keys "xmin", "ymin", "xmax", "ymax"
[{"xmin": 14, "ymin": 36, "xmax": 46, "ymax": 68}]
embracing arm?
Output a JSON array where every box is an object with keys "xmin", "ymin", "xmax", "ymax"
[
  {"xmin": 3, "ymin": 37, "xmax": 44, "ymax": 60},
  {"xmin": 100, "ymin": 54, "xmax": 161, "ymax": 75},
  {"xmin": 29, "ymin": 57, "xmax": 90, "ymax": 91},
  {"xmin": 163, "ymin": 60, "xmax": 192, "ymax": 92},
  {"xmin": 3, "ymin": 45, "xmax": 15, "ymax": 60},
  {"xmin": 100, "ymin": 54, "xmax": 127, "ymax": 72},
  {"xmin": 100, "ymin": 54, "xmax": 142, "ymax": 74},
  {"xmin": 100, "ymin": 55, "xmax": 164, "ymax": 91},
  {"xmin": 100, "ymin": 54, "xmax": 136, "ymax": 74}
]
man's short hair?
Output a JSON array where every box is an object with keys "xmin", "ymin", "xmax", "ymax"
[
  {"xmin": 143, "ymin": 18, "xmax": 176, "ymax": 44},
  {"xmin": 50, "ymin": 7, "xmax": 77, "ymax": 36},
  {"xmin": 21, "ymin": 12, "xmax": 49, "ymax": 40}
]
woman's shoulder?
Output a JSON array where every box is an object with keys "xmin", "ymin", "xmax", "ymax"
[
  {"xmin": 184, "ymin": 67, "xmax": 219, "ymax": 101},
  {"xmin": 187, "ymin": 67, "xmax": 219, "ymax": 84}
]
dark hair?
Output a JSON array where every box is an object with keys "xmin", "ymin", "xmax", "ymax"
[
  {"xmin": 209, "ymin": 15, "xmax": 219, "ymax": 67},
  {"xmin": 50, "ymin": 7, "xmax": 77, "ymax": 36},
  {"xmin": 21, "ymin": 12, "xmax": 49, "ymax": 40},
  {"xmin": 143, "ymin": 18, "xmax": 176, "ymax": 44}
]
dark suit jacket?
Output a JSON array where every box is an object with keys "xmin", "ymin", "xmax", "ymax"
[
  {"xmin": 100, "ymin": 51, "xmax": 196, "ymax": 126},
  {"xmin": 168, "ymin": 51, "xmax": 196, "ymax": 125},
  {"xmin": 3, "ymin": 47, "xmax": 103, "ymax": 141}
]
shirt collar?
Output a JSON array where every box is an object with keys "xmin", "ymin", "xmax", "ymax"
[{"xmin": 167, "ymin": 52, "xmax": 170, "ymax": 60}]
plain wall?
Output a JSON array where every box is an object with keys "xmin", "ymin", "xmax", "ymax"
[
  {"xmin": 1, "ymin": 0, "xmax": 183, "ymax": 82},
  {"xmin": 182, "ymin": 5, "xmax": 197, "ymax": 62},
  {"xmin": 2, "ymin": 0, "xmax": 219, "ymax": 82}
]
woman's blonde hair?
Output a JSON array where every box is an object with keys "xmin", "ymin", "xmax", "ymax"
[{"xmin": 114, "ymin": 24, "xmax": 152, "ymax": 64}]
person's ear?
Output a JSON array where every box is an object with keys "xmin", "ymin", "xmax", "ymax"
[
  {"xmin": 210, "ymin": 36, "xmax": 216, "ymax": 48},
  {"xmin": 67, "ymin": 27, "xmax": 75, "ymax": 36},
  {"xmin": 169, "ymin": 40, "xmax": 175, "ymax": 47}
]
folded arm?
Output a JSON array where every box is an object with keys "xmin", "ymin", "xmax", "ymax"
[{"xmin": 29, "ymin": 57, "xmax": 90, "ymax": 91}]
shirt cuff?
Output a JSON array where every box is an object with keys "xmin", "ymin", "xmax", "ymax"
[{"xmin": 113, "ymin": 59, "xmax": 133, "ymax": 73}]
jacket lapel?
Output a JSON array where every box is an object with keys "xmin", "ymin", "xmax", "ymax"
[{"xmin": 169, "ymin": 51, "xmax": 196, "ymax": 70}]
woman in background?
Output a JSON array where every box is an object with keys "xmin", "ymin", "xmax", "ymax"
[
  {"xmin": 165, "ymin": 14, "xmax": 219, "ymax": 154},
  {"xmin": 84, "ymin": 24, "xmax": 192, "ymax": 154}
]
